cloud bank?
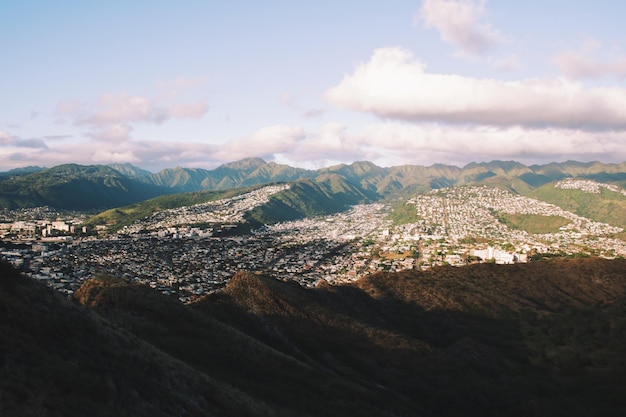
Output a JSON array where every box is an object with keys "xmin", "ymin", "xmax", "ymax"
[
  {"xmin": 326, "ymin": 47, "xmax": 626, "ymax": 130},
  {"xmin": 2, "ymin": 119, "xmax": 626, "ymax": 172},
  {"xmin": 57, "ymin": 92, "xmax": 209, "ymax": 142}
]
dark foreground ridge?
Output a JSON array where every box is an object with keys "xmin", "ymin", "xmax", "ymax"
[{"xmin": 2, "ymin": 258, "xmax": 626, "ymax": 416}]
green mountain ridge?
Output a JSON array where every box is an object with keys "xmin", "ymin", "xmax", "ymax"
[
  {"xmin": 84, "ymin": 176, "xmax": 371, "ymax": 232},
  {"xmin": 0, "ymin": 164, "xmax": 171, "ymax": 210},
  {"xmin": 84, "ymin": 185, "xmax": 270, "ymax": 231},
  {"xmin": 245, "ymin": 178, "xmax": 369, "ymax": 226},
  {"xmin": 3, "ymin": 159, "xmax": 626, "ymax": 230},
  {"xmin": 136, "ymin": 158, "xmax": 626, "ymax": 197},
  {"xmin": 107, "ymin": 163, "xmax": 152, "ymax": 178}
]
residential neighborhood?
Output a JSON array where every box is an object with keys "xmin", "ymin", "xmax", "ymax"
[{"xmin": 2, "ymin": 183, "xmax": 625, "ymax": 302}]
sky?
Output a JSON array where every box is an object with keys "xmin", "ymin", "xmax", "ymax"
[{"xmin": 2, "ymin": 0, "xmax": 626, "ymax": 172}]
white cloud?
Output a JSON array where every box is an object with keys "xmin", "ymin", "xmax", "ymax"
[
  {"xmin": 359, "ymin": 123, "xmax": 626, "ymax": 166},
  {"xmin": 417, "ymin": 0, "xmax": 500, "ymax": 56},
  {"xmin": 57, "ymin": 88, "xmax": 209, "ymax": 142},
  {"xmin": 167, "ymin": 101, "xmax": 210, "ymax": 119},
  {"xmin": 553, "ymin": 39, "xmax": 626, "ymax": 79},
  {"xmin": 91, "ymin": 149, "xmax": 141, "ymax": 164},
  {"xmin": 86, "ymin": 124, "xmax": 134, "ymax": 142},
  {"xmin": 2, "ymin": 119, "xmax": 626, "ymax": 172},
  {"xmin": 216, "ymin": 125, "xmax": 306, "ymax": 161},
  {"xmin": 290, "ymin": 123, "xmax": 362, "ymax": 161},
  {"xmin": 0, "ymin": 135, "xmax": 222, "ymax": 172},
  {"xmin": 169, "ymin": 123, "xmax": 372, "ymax": 170},
  {"xmin": 83, "ymin": 93, "xmax": 168, "ymax": 125},
  {"xmin": 260, "ymin": 122, "xmax": 626, "ymax": 168},
  {"xmin": 326, "ymin": 47, "xmax": 626, "ymax": 130}
]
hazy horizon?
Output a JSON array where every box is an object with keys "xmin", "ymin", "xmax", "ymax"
[{"xmin": 2, "ymin": 1, "xmax": 626, "ymax": 171}]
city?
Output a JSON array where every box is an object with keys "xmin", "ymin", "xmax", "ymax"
[{"xmin": 2, "ymin": 181, "xmax": 625, "ymax": 303}]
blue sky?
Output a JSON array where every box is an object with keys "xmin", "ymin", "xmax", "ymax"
[{"xmin": 2, "ymin": 0, "xmax": 626, "ymax": 171}]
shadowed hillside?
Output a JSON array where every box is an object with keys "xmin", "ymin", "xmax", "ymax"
[
  {"xmin": 3, "ymin": 258, "xmax": 626, "ymax": 416},
  {"xmin": 74, "ymin": 274, "xmax": 418, "ymax": 417},
  {"xmin": 200, "ymin": 259, "xmax": 626, "ymax": 416},
  {"xmin": 0, "ymin": 263, "xmax": 267, "ymax": 417}
]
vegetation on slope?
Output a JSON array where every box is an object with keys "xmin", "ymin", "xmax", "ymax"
[
  {"xmin": 531, "ymin": 184, "xmax": 626, "ymax": 230},
  {"xmin": 0, "ymin": 164, "xmax": 169, "ymax": 210},
  {"xmin": 496, "ymin": 213, "xmax": 571, "ymax": 234},
  {"xmin": 386, "ymin": 201, "xmax": 421, "ymax": 225},
  {"xmin": 84, "ymin": 185, "xmax": 267, "ymax": 231},
  {"xmin": 77, "ymin": 273, "xmax": 412, "ymax": 417},
  {"xmin": 85, "ymin": 177, "xmax": 370, "ymax": 232},
  {"xmin": 244, "ymin": 178, "xmax": 370, "ymax": 225},
  {"xmin": 3, "ymin": 158, "xmax": 626, "ymax": 212}
]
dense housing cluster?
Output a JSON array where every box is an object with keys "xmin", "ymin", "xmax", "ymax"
[{"xmin": 2, "ymin": 183, "xmax": 625, "ymax": 302}]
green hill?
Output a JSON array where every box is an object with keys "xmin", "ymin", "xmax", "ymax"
[
  {"xmin": 497, "ymin": 213, "xmax": 571, "ymax": 234},
  {"xmin": 245, "ymin": 178, "xmax": 371, "ymax": 225},
  {"xmin": 530, "ymin": 182, "xmax": 626, "ymax": 230},
  {"xmin": 143, "ymin": 157, "xmax": 313, "ymax": 192},
  {"xmin": 85, "ymin": 177, "xmax": 371, "ymax": 232},
  {"xmin": 84, "ymin": 185, "xmax": 267, "ymax": 231},
  {"xmin": 108, "ymin": 163, "xmax": 152, "ymax": 178},
  {"xmin": 0, "ymin": 164, "xmax": 169, "ymax": 210}
]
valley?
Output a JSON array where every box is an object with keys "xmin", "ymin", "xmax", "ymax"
[{"xmin": 2, "ymin": 175, "xmax": 626, "ymax": 302}]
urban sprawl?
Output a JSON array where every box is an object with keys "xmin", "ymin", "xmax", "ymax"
[{"xmin": 2, "ymin": 180, "xmax": 625, "ymax": 303}]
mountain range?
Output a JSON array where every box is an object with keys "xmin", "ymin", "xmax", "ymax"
[
  {"xmin": 2, "ymin": 257, "xmax": 626, "ymax": 416},
  {"xmin": 2, "ymin": 158, "xmax": 626, "ymax": 211}
]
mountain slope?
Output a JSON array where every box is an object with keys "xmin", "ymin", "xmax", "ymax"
[
  {"xmin": 3, "ymin": 158, "xmax": 626, "ymax": 211},
  {"xmin": 84, "ymin": 184, "xmax": 269, "ymax": 231},
  {"xmin": 108, "ymin": 163, "xmax": 152, "ymax": 178},
  {"xmin": 0, "ymin": 164, "xmax": 169, "ymax": 210},
  {"xmin": 530, "ymin": 180, "xmax": 626, "ymax": 229},
  {"xmin": 0, "ymin": 166, "xmax": 44, "ymax": 176},
  {"xmin": 201, "ymin": 259, "xmax": 626, "ymax": 417},
  {"xmin": 75, "ymin": 274, "xmax": 415, "ymax": 417},
  {"xmin": 3, "ymin": 258, "xmax": 626, "ymax": 415},
  {"xmin": 145, "ymin": 158, "xmax": 314, "ymax": 192},
  {"xmin": 84, "ymin": 177, "xmax": 369, "ymax": 232},
  {"xmin": 0, "ymin": 262, "xmax": 265, "ymax": 417},
  {"xmin": 244, "ymin": 178, "xmax": 371, "ymax": 225}
]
